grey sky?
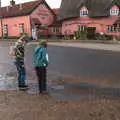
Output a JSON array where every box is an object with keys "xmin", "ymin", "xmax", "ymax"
[{"xmin": 2, "ymin": 0, "xmax": 62, "ymax": 8}]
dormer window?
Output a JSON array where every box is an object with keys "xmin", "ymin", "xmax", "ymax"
[
  {"xmin": 110, "ymin": 5, "xmax": 119, "ymax": 16},
  {"xmin": 80, "ymin": 6, "xmax": 88, "ymax": 16},
  {"xmin": 80, "ymin": 10, "xmax": 88, "ymax": 16},
  {"xmin": 110, "ymin": 9, "xmax": 119, "ymax": 15}
]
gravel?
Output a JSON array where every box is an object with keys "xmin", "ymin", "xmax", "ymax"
[{"xmin": 0, "ymin": 91, "xmax": 120, "ymax": 120}]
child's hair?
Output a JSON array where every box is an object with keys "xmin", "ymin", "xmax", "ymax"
[
  {"xmin": 39, "ymin": 40, "xmax": 47, "ymax": 47},
  {"xmin": 19, "ymin": 35, "xmax": 29, "ymax": 42}
]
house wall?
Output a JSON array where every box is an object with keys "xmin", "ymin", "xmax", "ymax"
[
  {"xmin": 0, "ymin": 2, "xmax": 55, "ymax": 37},
  {"xmin": 62, "ymin": 5, "xmax": 120, "ymax": 36},
  {"xmin": 0, "ymin": 16, "xmax": 31, "ymax": 37},
  {"xmin": 30, "ymin": 3, "xmax": 54, "ymax": 26},
  {"xmin": 48, "ymin": 25, "xmax": 62, "ymax": 36}
]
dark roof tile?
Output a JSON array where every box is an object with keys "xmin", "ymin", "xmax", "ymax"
[
  {"xmin": 0, "ymin": 0, "xmax": 43, "ymax": 18},
  {"xmin": 59, "ymin": 0, "xmax": 120, "ymax": 20}
]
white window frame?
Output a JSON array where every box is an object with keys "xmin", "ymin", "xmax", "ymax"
[
  {"xmin": 80, "ymin": 10, "xmax": 88, "ymax": 16},
  {"xmin": 3, "ymin": 24, "xmax": 8, "ymax": 35},
  {"xmin": 19, "ymin": 23, "xmax": 24, "ymax": 34},
  {"xmin": 78, "ymin": 25, "xmax": 85, "ymax": 31},
  {"xmin": 110, "ymin": 9, "xmax": 119, "ymax": 15},
  {"xmin": 107, "ymin": 25, "xmax": 113, "ymax": 32}
]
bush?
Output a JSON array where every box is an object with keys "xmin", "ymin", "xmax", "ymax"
[
  {"xmin": 7, "ymin": 36, "xmax": 20, "ymax": 39},
  {"xmin": 39, "ymin": 35, "xmax": 48, "ymax": 39},
  {"xmin": 104, "ymin": 35, "xmax": 113, "ymax": 40},
  {"xmin": 20, "ymin": 32, "xmax": 28, "ymax": 36},
  {"xmin": 74, "ymin": 27, "xmax": 87, "ymax": 40},
  {"xmin": 95, "ymin": 32, "xmax": 104, "ymax": 40},
  {"xmin": 0, "ymin": 36, "xmax": 19, "ymax": 39}
]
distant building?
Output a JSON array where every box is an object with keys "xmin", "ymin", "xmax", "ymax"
[
  {"xmin": 0, "ymin": 0, "xmax": 55, "ymax": 39},
  {"xmin": 49, "ymin": 8, "xmax": 62, "ymax": 38},
  {"xmin": 59, "ymin": 0, "xmax": 120, "ymax": 37}
]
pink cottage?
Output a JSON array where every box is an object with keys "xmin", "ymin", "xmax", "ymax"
[
  {"xmin": 59, "ymin": 0, "xmax": 120, "ymax": 37},
  {"xmin": 0, "ymin": 0, "xmax": 55, "ymax": 39}
]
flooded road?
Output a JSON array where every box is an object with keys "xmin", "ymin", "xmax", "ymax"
[{"xmin": 0, "ymin": 42, "xmax": 120, "ymax": 100}]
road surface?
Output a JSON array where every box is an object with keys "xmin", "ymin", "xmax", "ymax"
[{"xmin": 0, "ymin": 42, "xmax": 120, "ymax": 99}]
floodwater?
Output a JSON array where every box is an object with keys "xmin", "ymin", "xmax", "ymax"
[{"xmin": 0, "ymin": 42, "xmax": 120, "ymax": 100}]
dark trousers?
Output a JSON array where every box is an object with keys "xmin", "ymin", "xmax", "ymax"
[{"xmin": 35, "ymin": 66, "xmax": 47, "ymax": 93}]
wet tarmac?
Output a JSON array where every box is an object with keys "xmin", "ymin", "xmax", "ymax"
[{"xmin": 0, "ymin": 42, "xmax": 120, "ymax": 100}]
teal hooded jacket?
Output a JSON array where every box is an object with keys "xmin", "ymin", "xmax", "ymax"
[{"xmin": 33, "ymin": 45, "xmax": 48, "ymax": 67}]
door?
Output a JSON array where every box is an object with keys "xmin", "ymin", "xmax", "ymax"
[{"xmin": 32, "ymin": 26, "xmax": 37, "ymax": 40}]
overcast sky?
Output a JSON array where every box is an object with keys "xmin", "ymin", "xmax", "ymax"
[{"xmin": 1, "ymin": 0, "xmax": 62, "ymax": 8}]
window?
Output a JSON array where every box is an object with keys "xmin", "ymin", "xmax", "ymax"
[
  {"xmin": 52, "ymin": 28, "xmax": 56, "ymax": 33},
  {"xmin": 108, "ymin": 24, "xmax": 119, "ymax": 32},
  {"xmin": 68, "ymin": 30, "xmax": 72, "ymax": 34},
  {"xmin": 56, "ymin": 28, "xmax": 59, "ymax": 33},
  {"xmin": 113, "ymin": 24, "xmax": 120, "ymax": 32},
  {"xmin": 52, "ymin": 27, "xmax": 60, "ymax": 33},
  {"xmin": 64, "ymin": 31, "xmax": 67, "ymax": 34},
  {"xmin": 117, "ymin": 24, "xmax": 120, "ymax": 32},
  {"xmin": 80, "ymin": 10, "xmax": 88, "ymax": 16},
  {"xmin": 107, "ymin": 25, "xmax": 113, "ymax": 32},
  {"xmin": 3, "ymin": 24, "xmax": 8, "ymax": 36},
  {"xmin": 110, "ymin": 9, "xmax": 119, "ymax": 15},
  {"xmin": 78, "ymin": 25, "xmax": 85, "ymax": 32},
  {"xmin": 113, "ymin": 24, "xmax": 117, "ymax": 32},
  {"xmin": 19, "ymin": 23, "xmax": 24, "ymax": 34}
]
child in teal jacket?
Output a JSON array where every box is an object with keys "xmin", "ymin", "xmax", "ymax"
[
  {"xmin": 33, "ymin": 45, "xmax": 48, "ymax": 67},
  {"xmin": 33, "ymin": 40, "xmax": 49, "ymax": 94}
]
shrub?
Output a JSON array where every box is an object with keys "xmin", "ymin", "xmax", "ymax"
[
  {"xmin": 74, "ymin": 26, "xmax": 87, "ymax": 40},
  {"xmin": 8, "ymin": 36, "xmax": 19, "ymax": 39},
  {"xmin": 104, "ymin": 35, "xmax": 113, "ymax": 40}
]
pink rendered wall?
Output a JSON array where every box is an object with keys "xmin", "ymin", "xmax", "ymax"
[
  {"xmin": 62, "ymin": 5, "xmax": 120, "ymax": 36},
  {"xmin": 111, "ymin": 5, "xmax": 119, "ymax": 10},
  {"xmin": 48, "ymin": 26, "xmax": 62, "ymax": 35},
  {"xmin": 30, "ymin": 3, "xmax": 54, "ymax": 26},
  {"xmin": 0, "ymin": 16, "xmax": 31, "ymax": 37},
  {"xmin": 80, "ymin": 6, "xmax": 88, "ymax": 11}
]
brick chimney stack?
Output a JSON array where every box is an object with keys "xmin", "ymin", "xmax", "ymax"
[
  {"xmin": 10, "ymin": 0, "xmax": 15, "ymax": 6},
  {"xmin": 19, "ymin": 4, "xmax": 22, "ymax": 10}
]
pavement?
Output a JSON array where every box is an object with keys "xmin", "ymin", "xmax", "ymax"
[{"xmin": 0, "ymin": 42, "xmax": 120, "ymax": 100}]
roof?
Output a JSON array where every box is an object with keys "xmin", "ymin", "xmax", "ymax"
[
  {"xmin": 0, "ymin": 0, "xmax": 54, "ymax": 18},
  {"xmin": 31, "ymin": 18, "xmax": 41, "ymax": 25},
  {"xmin": 59, "ymin": 0, "xmax": 120, "ymax": 20},
  {"xmin": 52, "ymin": 8, "xmax": 59, "ymax": 15},
  {"xmin": 52, "ymin": 8, "xmax": 60, "ymax": 21},
  {"xmin": 113, "ymin": 16, "xmax": 120, "ymax": 24}
]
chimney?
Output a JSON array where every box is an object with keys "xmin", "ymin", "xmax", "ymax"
[
  {"xmin": 6, "ymin": 6, "xmax": 9, "ymax": 12},
  {"xmin": 10, "ymin": 0, "xmax": 15, "ymax": 6},
  {"xmin": 19, "ymin": 4, "xmax": 22, "ymax": 10}
]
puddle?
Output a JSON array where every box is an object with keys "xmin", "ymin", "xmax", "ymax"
[
  {"xmin": 0, "ymin": 74, "xmax": 18, "ymax": 90},
  {"xmin": 50, "ymin": 85, "xmax": 65, "ymax": 90},
  {"xmin": 0, "ymin": 72, "xmax": 120, "ymax": 101},
  {"xmin": 48, "ymin": 82, "xmax": 120, "ymax": 100}
]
